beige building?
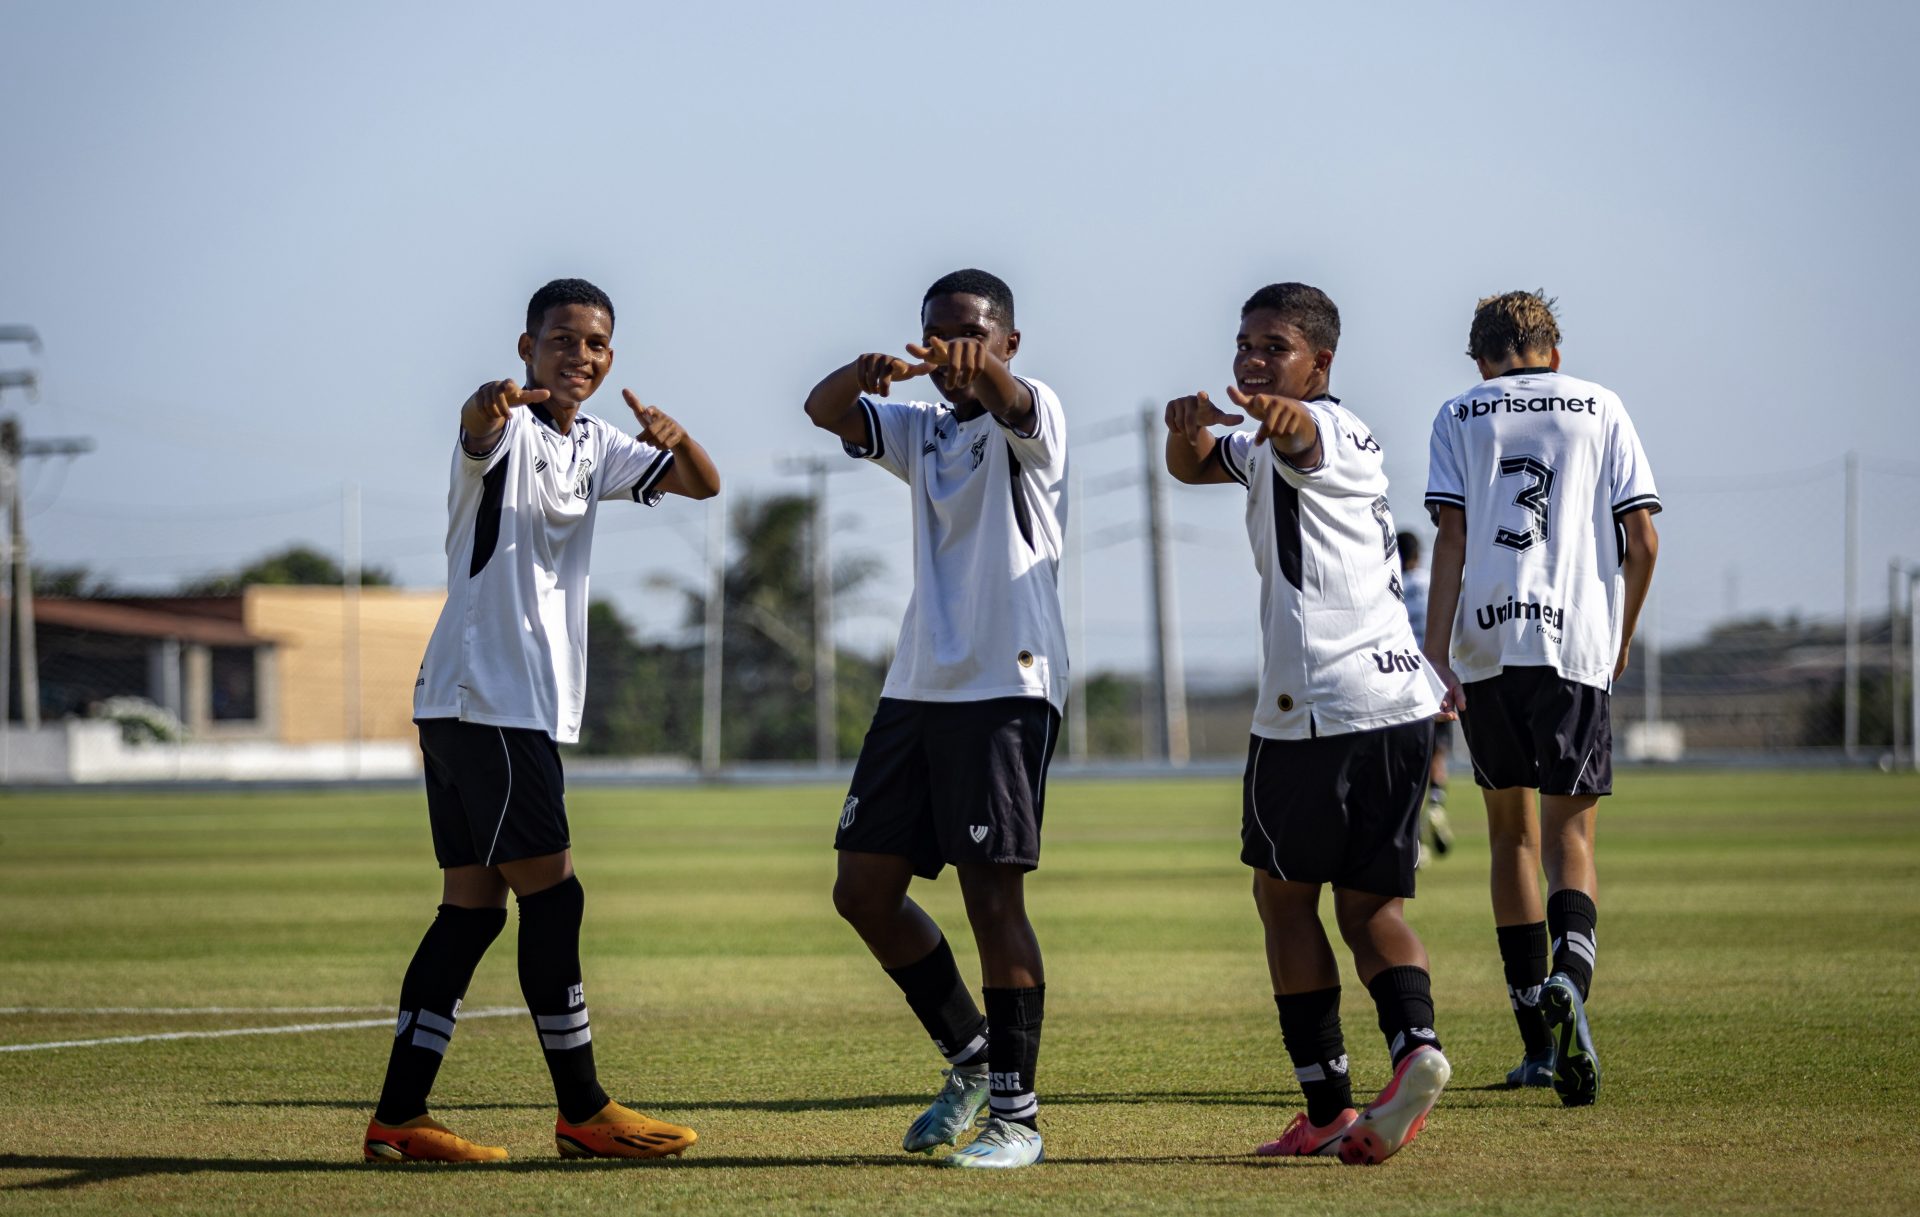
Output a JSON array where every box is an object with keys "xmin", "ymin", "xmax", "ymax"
[{"xmin": 243, "ymin": 586, "xmax": 444, "ymax": 744}]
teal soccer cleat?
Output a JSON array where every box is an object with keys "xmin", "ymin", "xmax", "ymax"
[
  {"xmin": 1505, "ymin": 1050, "xmax": 1555, "ymax": 1088},
  {"xmin": 944, "ymin": 1117, "xmax": 1044, "ymax": 1169},
  {"xmin": 902, "ymin": 1068, "xmax": 990, "ymax": 1153},
  {"xmin": 1541, "ymin": 972, "xmax": 1601, "ymax": 1107}
]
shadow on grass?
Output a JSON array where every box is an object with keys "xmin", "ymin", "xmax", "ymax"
[
  {"xmin": 0, "ymin": 1150, "xmax": 1250, "ymax": 1193},
  {"xmin": 215, "ymin": 1089, "xmax": 1294, "ymax": 1115}
]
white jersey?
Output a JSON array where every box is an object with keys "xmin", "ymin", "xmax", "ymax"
[
  {"xmin": 845, "ymin": 377, "xmax": 1069, "ymax": 710},
  {"xmin": 1425, "ymin": 368, "xmax": 1660, "ymax": 690},
  {"xmin": 414, "ymin": 405, "xmax": 676, "ymax": 743},
  {"xmin": 1215, "ymin": 397, "xmax": 1443, "ymax": 741}
]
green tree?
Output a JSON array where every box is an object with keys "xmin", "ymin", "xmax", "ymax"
[
  {"xmin": 578, "ymin": 599, "xmax": 701, "ymax": 757},
  {"xmin": 182, "ymin": 545, "xmax": 394, "ymax": 595}
]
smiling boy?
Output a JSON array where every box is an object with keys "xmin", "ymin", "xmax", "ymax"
[
  {"xmin": 1164, "ymin": 282, "xmax": 1450, "ymax": 1166},
  {"xmin": 363, "ymin": 278, "xmax": 721, "ymax": 1163},
  {"xmin": 803, "ymin": 268, "xmax": 1067, "ymax": 1170}
]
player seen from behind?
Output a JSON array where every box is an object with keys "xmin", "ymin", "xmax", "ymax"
[
  {"xmin": 363, "ymin": 278, "xmax": 721, "ymax": 1162},
  {"xmin": 1422, "ymin": 290, "xmax": 1660, "ymax": 1106},
  {"xmin": 1163, "ymin": 282, "xmax": 1451, "ymax": 1165},
  {"xmin": 803, "ymin": 269, "xmax": 1068, "ymax": 1170}
]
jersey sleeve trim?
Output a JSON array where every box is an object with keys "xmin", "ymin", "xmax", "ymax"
[
  {"xmin": 630, "ymin": 450, "xmax": 676, "ymax": 507},
  {"xmin": 1612, "ymin": 493, "xmax": 1662, "ymax": 517},
  {"xmin": 1212, "ymin": 436, "xmax": 1249, "ymax": 487},
  {"xmin": 994, "ymin": 377, "xmax": 1043, "ymax": 439},
  {"xmin": 841, "ymin": 398, "xmax": 884, "ymax": 461}
]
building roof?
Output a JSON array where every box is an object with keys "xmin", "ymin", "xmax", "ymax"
[{"xmin": 36, "ymin": 598, "xmax": 268, "ymax": 647}]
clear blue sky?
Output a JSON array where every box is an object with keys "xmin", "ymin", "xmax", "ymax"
[{"xmin": 4, "ymin": 0, "xmax": 1917, "ymax": 674}]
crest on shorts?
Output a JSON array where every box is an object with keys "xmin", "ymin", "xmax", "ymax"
[
  {"xmin": 840, "ymin": 796, "xmax": 859, "ymax": 829},
  {"xmin": 969, "ymin": 825, "xmax": 988, "ymax": 843}
]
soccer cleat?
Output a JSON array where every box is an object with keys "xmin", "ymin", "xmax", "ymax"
[
  {"xmin": 1425, "ymin": 801, "xmax": 1454, "ymax": 857},
  {"xmin": 1337, "ymin": 1046, "xmax": 1450, "ymax": 1166},
  {"xmin": 362, "ymin": 1115, "xmax": 508, "ymax": 1163},
  {"xmin": 903, "ymin": 1067, "xmax": 991, "ymax": 1153},
  {"xmin": 554, "ymin": 1100, "xmax": 698, "ymax": 1159},
  {"xmin": 1505, "ymin": 1050, "xmax": 1555, "ymax": 1088},
  {"xmin": 1541, "ymin": 972, "xmax": 1601, "ymax": 1107},
  {"xmin": 943, "ymin": 1117, "xmax": 1044, "ymax": 1169},
  {"xmin": 1254, "ymin": 1108, "xmax": 1358, "ymax": 1157}
]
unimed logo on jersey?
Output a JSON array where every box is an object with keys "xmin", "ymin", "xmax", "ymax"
[
  {"xmin": 1453, "ymin": 394, "xmax": 1598, "ymax": 420},
  {"xmin": 1370, "ymin": 648, "xmax": 1425, "ymax": 675},
  {"xmin": 1476, "ymin": 595, "xmax": 1567, "ymax": 632}
]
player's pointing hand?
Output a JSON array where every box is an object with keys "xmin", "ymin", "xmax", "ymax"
[
  {"xmin": 1226, "ymin": 385, "xmax": 1314, "ymax": 450},
  {"xmin": 622, "ymin": 389, "xmax": 686, "ymax": 450},
  {"xmin": 465, "ymin": 378, "xmax": 550, "ymax": 424},
  {"xmin": 1164, "ymin": 390, "xmax": 1244, "ymax": 441},
  {"xmin": 906, "ymin": 336, "xmax": 990, "ymax": 391},
  {"xmin": 855, "ymin": 352, "xmax": 934, "ymax": 397}
]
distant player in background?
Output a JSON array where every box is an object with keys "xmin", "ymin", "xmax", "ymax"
[
  {"xmin": 1398, "ymin": 531, "xmax": 1455, "ymax": 862},
  {"xmin": 364, "ymin": 278, "xmax": 721, "ymax": 1162},
  {"xmin": 1164, "ymin": 282, "xmax": 1450, "ymax": 1165},
  {"xmin": 803, "ymin": 269, "xmax": 1068, "ymax": 1169},
  {"xmin": 1423, "ymin": 290, "xmax": 1660, "ymax": 1106}
]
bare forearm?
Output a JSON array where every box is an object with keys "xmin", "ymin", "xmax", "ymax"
[
  {"xmin": 460, "ymin": 404, "xmax": 506, "ymax": 455},
  {"xmin": 976, "ymin": 358, "xmax": 1035, "ymax": 433},
  {"xmin": 662, "ymin": 434, "xmax": 722, "ymax": 500},
  {"xmin": 1424, "ymin": 510, "xmax": 1467, "ymax": 664},
  {"xmin": 1617, "ymin": 515, "xmax": 1660, "ymax": 655},
  {"xmin": 803, "ymin": 362, "xmax": 868, "ymax": 442},
  {"xmin": 1165, "ymin": 430, "xmax": 1218, "ymax": 484}
]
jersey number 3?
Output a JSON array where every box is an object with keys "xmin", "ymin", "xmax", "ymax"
[{"xmin": 1494, "ymin": 456, "xmax": 1555, "ymax": 553}]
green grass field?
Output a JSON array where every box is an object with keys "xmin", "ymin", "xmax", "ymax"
[{"xmin": 3, "ymin": 771, "xmax": 1918, "ymax": 1215}]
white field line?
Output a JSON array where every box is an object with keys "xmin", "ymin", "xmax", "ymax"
[
  {"xmin": 0, "ymin": 1006, "xmax": 395, "ymax": 1016},
  {"xmin": 0, "ymin": 1006, "xmax": 523, "ymax": 1053}
]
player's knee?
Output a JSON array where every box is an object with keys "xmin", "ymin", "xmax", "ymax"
[{"xmin": 831, "ymin": 876, "xmax": 890, "ymax": 928}]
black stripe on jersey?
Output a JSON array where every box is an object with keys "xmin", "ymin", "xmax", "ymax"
[
  {"xmin": 1270, "ymin": 467, "xmax": 1304, "ymax": 590},
  {"xmin": 996, "ymin": 377, "xmax": 1044, "ymax": 439},
  {"xmin": 1425, "ymin": 491, "xmax": 1465, "ymax": 525},
  {"xmin": 1007, "ymin": 446, "xmax": 1036, "ymax": 551},
  {"xmin": 1614, "ymin": 517, "xmax": 1628, "ymax": 566},
  {"xmin": 630, "ymin": 450, "xmax": 675, "ymax": 506},
  {"xmin": 855, "ymin": 398, "xmax": 885, "ymax": 461},
  {"xmin": 1612, "ymin": 493, "xmax": 1662, "ymax": 517},
  {"xmin": 469, "ymin": 457, "xmax": 511, "ymax": 579},
  {"xmin": 1213, "ymin": 438, "xmax": 1248, "ymax": 487}
]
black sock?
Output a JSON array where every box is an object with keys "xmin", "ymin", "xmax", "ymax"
[
  {"xmin": 1274, "ymin": 989, "xmax": 1352, "ymax": 1126},
  {"xmin": 374, "ymin": 903, "xmax": 507, "ymax": 1125},
  {"xmin": 882, "ymin": 936, "xmax": 989, "ymax": 1068},
  {"xmin": 1547, "ymin": 889, "xmax": 1598, "ymax": 999},
  {"xmin": 1498, "ymin": 922, "xmax": 1553, "ymax": 1057},
  {"xmin": 983, "ymin": 986, "xmax": 1043, "ymax": 1130},
  {"xmin": 1367, "ymin": 966, "xmax": 1441, "ymax": 1066},
  {"xmin": 517, "ymin": 876, "xmax": 611, "ymax": 1124}
]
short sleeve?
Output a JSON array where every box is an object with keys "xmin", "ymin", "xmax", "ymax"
[
  {"xmin": 1606, "ymin": 400, "xmax": 1661, "ymax": 517},
  {"xmin": 842, "ymin": 397, "xmax": 923, "ymax": 483},
  {"xmin": 995, "ymin": 377, "xmax": 1066, "ymax": 469},
  {"xmin": 1272, "ymin": 401, "xmax": 1387, "ymax": 499},
  {"xmin": 596, "ymin": 428, "xmax": 676, "ymax": 507},
  {"xmin": 1425, "ymin": 403, "xmax": 1467, "ymax": 523},
  {"xmin": 1213, "ymin": 431, "xmax": 1253, "ymax": 490}
]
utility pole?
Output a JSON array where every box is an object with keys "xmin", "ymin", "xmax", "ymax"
[
  {"xmin": 1644, "ymin": 585, "xmax": 1662, "ymax": 728},
  {"xmin": 701, "ymin": 497, "xmax": 726, "ymax": 773},
  {"xmin": 0, "ymin": 329, "xmax": 35, "ymax": 773},
  {"xmin": 1844, "ymin": 452, "xmax": 1860, "ymax": 757},
  {"xmin": 342, "ymin": 481, "xmax": 362, "ymax": 776},
  {"xmin": 1141, "ymin": 407, "xmax": 1188, "ymax": 764},
  {"xmin": 1066, "ymin": 461, "xmax": 1088, "ymax": 762},
  {"xmin": 1893, "ymin": 559, "xmax": 1907, "ymax": 766},
  {"xmin": 778, "ymin": 456, "xmax": 852, "ymax": 767},
  {"xmin": 1910, "ymin": 566, "xmax": 1919, "ymax": 775}
]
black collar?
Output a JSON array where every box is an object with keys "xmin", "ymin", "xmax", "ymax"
[
  {"xmin": 1307, "ymin": 393, "xmax": 1339, "ymax": 404},
  {"xmin": 1500, "ymin": 367, "xmax": 1554, "ymax": 377},
  {"xmin": 529, "ymin": 402, "xmax": 590, "ymax": 434}
]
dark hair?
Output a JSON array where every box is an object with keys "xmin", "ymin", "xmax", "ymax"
[
  {"xmin": 1397, "ymin": 531, "xmax": 1421, "ymax": 563},
  {"xmin": 1241, "ymin": 282, "xmax": 1340, "ymax": 353},
  {"xmin": 922, "ymin": 268, "xmax": 1015, "ymax": 329},
  {"xmin": 526, "ymin": 278, "xmax": 615, "ymax": 337},
  {"xmin": 1468, "ymin": 290, "xmax": 1560, "ymax": 361}
]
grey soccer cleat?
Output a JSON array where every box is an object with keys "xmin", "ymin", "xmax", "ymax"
[
  {"xmin": 902, "ymin": 1067, "xmax": 990, "ymax": 1153},
  {"xmin": 1541, "ymin": 972, "xmax": 1601, "ymax": 1107},
  {"xmin": 944, "ymin": 1116, "xmax": 1044, "ymax": 1169}
]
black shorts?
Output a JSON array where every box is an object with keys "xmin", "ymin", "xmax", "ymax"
[
  {"xmin": 417, "ymin": 718, "xmax": 570, "ymax": 868},
  {"xmin": 835, "ymin": 697, "xmax": 1060, "ymax": 880},
  {"xmin": 1241, "ymin": 718, "xmax": 1434, "ymax": 898},
  {"xmin": 1459, "ymin": 666, "xmax": 1612, "ymax": 796}
]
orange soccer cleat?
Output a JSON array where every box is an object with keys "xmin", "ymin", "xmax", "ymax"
[
  {"xmin": 554, "ymin": 1100, "xmax": 698, "ymax": 1159},
  {"xmin": 1255, "ymin": 1107, "xmax": 1359, "ymax": 1157},
  {"xmin": 363, "ymin": 1114, "xmax": 508, "ymax": 1163}
]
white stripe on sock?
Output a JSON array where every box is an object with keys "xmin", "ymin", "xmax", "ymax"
[
  {"xmin": 1567, "ymin": 931, "xmax": 1597, "ymax": 968},
  {"xmin": 540, "ymin": 1027, "xmax": 592, "ymax": 1051},
  {"xmin": 942, "ymin": 1033, "xmax": 988, "ymax": 1065},
  {"xmin": 991, "ymin": 1094, "xmax": 1038, "ymax": 1120},
  {"xmin": 1294, "ymin": 1063, "xmax": 1326, "ymax": 1083},
  {"xmin": 410, "ymin": 1028, "xmax": 450, "ymax": 1055},
  {"xmin": 535, "ymin": 1009, "xmax": 589, "ymax": 1032},
  {"xmin": 415, "ymin": 1009, "xmax": 456, "ymax": 1036}
]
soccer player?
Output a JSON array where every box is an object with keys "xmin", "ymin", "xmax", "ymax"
[
  {"xmin": 1164, "ymin": 283, "xmax": 1451, "ymax": 1165},
  {"xmin": 803, "ymin": 269, "xmax": 1066, "ymax": 1170},
  {"xmin": 1399, "ymin": 531, "xmax": 1456, "ymax": 861},
  {"xmin": 1422, "ymin": 290, "xmax": 1660, "ymax": 1107},
  {"xmin": 363, "ymin": 278, "xmax": 722, "ymax": 1162}
]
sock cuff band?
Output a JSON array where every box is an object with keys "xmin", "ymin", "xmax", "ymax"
[
  {"xmin": 883, "ymin": 935, "xmax": 957, "ymax": 985},
  {"xmin": 982, "ymin": 985, "xmax": 1046, "ymax": 1025},
  {"xmin": 436, "ymin": 903, "xmax": 509, "ymax": 935},
  {"xmin": 1547, "ymin": 889, "xmax": 1597, "ymax": 922},
  {"xmin": 517, "ymin": 874, "xmax": 584, "ymax": 921},
  {"xmin": 1366, "ymin": 965, "xmax": 1433, "ymax": 1001}
]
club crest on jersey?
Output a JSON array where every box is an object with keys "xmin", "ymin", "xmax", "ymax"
[
  {"xmin": 840, "ymin": 796, "xmax": 859, "ymax": 829},
  {"xmin": 1371, "ymin": 648, "xmax": 1425, "ymax": 675},
  {"xmin": 969, "ymin": 434, "xmax": 989, "ymax": 469},
  {"xmin": 969, "ymin": 825, "xmax": 989, "ymax": 843},
  {"xmin": 571, "ymin": 455, "xmax": 595, "ymax": 499}
]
